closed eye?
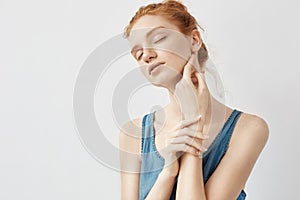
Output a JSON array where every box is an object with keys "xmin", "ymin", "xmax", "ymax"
[
  {"xmin": 130, "ymin": 48, "xmax": 142, "ymax": 61},
  {"xmin": 136, "ymin": 50, "xmax": 143, "ymax": 60},
  {"xmin": 154, "ymin": 36, "xmax": 166, "ymax": 44}
]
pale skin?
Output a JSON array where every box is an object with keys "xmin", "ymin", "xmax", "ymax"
[{"xmin": 119, "ymin": 15, "xmax": 269, "ymax": 200}]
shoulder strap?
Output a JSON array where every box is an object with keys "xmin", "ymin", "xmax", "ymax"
[
  {"xmin": 203, "ymin": 109, "xmax": 243, "ymax": 183},
  {"xmin": 141, "ymin": 113, "xmax": 151, "ymax": 153}
]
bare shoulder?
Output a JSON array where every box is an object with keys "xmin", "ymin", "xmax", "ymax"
[
  {"xmin": 119, "ymin": 117, "xmax": 143, "ymax": 155},
  {"xmin": 204, "ymin": 111, "xmax": 270, "ymax": 198},
  {"xmin": 237, "ymin": 112, "xmax": 269, "ymax": 140},
  {"xmin": 231, "ymin": 111, "xmax": 270, "ymax": 151}
]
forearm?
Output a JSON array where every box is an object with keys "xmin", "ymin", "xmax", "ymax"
[
  {"xmin": 176, "ymin": 154, "xmax": 206, "ymax": 200},
  {"xmin": 176, "ymin": 113, "xmax": 207, "ymax": 200},
  {"xmin": 145, "ymin": 169, "xmax": 177, "ymax": 200}
]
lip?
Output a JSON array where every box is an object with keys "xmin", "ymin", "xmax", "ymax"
[{"xmin": 148, "ymin": 62, "xmax": 165, "ymax": 75}]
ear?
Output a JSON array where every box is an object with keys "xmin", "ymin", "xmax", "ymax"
[{"xmin": 190, "ymin": 29, "xmax": 203, "ymax": 53}]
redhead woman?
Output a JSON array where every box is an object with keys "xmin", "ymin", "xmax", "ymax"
[{"xmin": 119, "ymin": 1, "xmax": 269, "ymax": 199}]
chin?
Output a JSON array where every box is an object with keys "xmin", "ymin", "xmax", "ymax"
[
  {"xmin": 151, "ymin": 82, "xmax": 165, "ymax": 88},
  {"xmin": 151, "ymin": 75, "xmax": 181, "ymax": 89}
]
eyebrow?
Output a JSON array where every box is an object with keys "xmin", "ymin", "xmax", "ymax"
[
  {"xmin": 130, "ymin": 26, "xmax": 166, "ymax": 53},
  {"xmin": 146, "ymin": 25, "xmax": 166, "ymax": 38}
]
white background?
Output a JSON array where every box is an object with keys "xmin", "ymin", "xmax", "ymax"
[{"xmin": 1, "ymin": 0, "xmax": 299, "ymax": 199}]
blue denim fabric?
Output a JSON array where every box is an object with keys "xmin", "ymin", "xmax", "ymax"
[{"xmin": 139, "ymin": 109, "xmax": 246, "ymax": 200}]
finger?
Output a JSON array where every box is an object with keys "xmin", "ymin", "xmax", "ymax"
[
  {"xmin": 173, "ymin": 115, "xmax": 202, "ymax": 130},
  {"xmin": 175, "ymin": 127, "xmax": 209, "ymax": 140},
  {"xmin": 195, "ymin": 71, "xmax": 208, "ymax": 92},
  {"xmin": 182, "ymin": 53, "xmax": 197, "ymax": 83},
  {"xmin": 182, "ymin": 64, "xmax": 193, "ymax": 84},
  {"xmin": 173, "ymin": 143, "xmax": 200, "ymax": 156},
  {"xmin": 170, "ymin": 135, "xmax": 207, "ymax": 152}
]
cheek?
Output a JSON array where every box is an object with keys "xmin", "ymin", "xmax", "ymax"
[
  {"xmin": 160, "ymin": 51, "xmax": 188, "ymax": 73},
  {"xmin": 139, "ymin": 65, "xmax": 148, "ymax": 76},
  {"xmin": 154, "ymin": 38, "xmax": 190, "ymax": 60}
]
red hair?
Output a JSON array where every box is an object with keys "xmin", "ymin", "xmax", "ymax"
[{"xmin": 124, "ymin": 0, "xmax": 209, "ymax": 66}]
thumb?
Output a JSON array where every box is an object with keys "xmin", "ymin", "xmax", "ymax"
[{"xmin": 182, "ymin": 54, "xmax": 197, "ymax": 82}]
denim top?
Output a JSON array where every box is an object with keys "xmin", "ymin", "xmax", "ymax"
[{"xmin": 139, "ymin": 109, "xmax": 246, "ymax": 200}]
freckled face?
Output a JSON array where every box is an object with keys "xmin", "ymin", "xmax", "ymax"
[{"xmin": 128, "ymin": 15, "xmax": 192, "ymax": 87}]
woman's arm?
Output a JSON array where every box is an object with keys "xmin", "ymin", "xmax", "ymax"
[
  {"xmin": 119, "ymin": 119, "xmax": 142, "ymax": 200},
  {"xmin": 144, "ymin": 168, "xmax": 177, "ymax": 200},
  {"xmin": 176, "ymin": 114, "xmax": 206, "ymax": 199},
  {"xmin": 176, "ymin": 114, "xmax": 269, "ymax": 200},
  {"xmin": 119, "ymin": 118, "xmax": 178, "ymax": 200},
  {"xmin": 177, "ymin": 154, "xmax": 205, "ymax": 199}
]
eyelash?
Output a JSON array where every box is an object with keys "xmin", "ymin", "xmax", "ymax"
[
  {"xmin": 136, "ymin": 51, "xmax": 143, "ymax": 60},
  {"xmin": 154, "ymin": 36, "xmax": 166, "ymax": 43},
  {"xmin": 134, "ymin": 35, "xmax": 167, "ymax": 60}
]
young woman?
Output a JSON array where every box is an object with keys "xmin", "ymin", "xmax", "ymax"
[{"xmin": 119, "ymin": 1, "xmax": 269, "ymax": 199}]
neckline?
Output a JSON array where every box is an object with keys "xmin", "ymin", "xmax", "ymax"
[
  {"xmin": 150, "ymin": 109, "xmax": 238, "ymax": 159},
  {"xmin": 201, "ymin": 109, "xmax": 237, "ymax": 157}
]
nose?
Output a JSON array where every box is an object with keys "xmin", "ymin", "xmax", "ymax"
[{"xmin": 142, "ymin": 48, "xmax": 157, "ymax": 63}]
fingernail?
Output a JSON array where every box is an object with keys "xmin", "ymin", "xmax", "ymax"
[
  {"xmin": 200, "ymin": 146, "xmax": 207, "ymax": 152},
  {"xmin": 197, "ymin": 151, "xmax": 203, "ymax": 158},
  {"xmin": 204, "ymin": 135, "xmax": 210, "ymax": 139}
]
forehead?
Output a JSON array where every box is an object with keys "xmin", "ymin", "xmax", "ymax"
[
  {"xmin": 128, "ymin": 15, "xmax": 182, "ymax": 42},
  {"xmin": 131, "ymin": 15, "xmax": 180, "ymax": 31}
]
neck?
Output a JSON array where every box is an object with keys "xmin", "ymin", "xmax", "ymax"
[{"xmin": 154, "ymin": 89, "xmax": 227, "ymax": 135}]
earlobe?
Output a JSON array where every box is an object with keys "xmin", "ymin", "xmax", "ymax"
[{"xmin": 190, "ymin": 29, "xmax": 203, "ymax": 53}]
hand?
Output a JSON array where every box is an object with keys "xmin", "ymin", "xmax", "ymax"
[
  {"xmin": 156, "ymin": 115, "xmax": 209, "ymax": 176},
  {"xmin": 174, "ymin": 52, "xmax": 209, "ymax": 121}
]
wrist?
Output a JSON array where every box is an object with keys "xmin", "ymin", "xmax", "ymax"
[
  {"xmin": 181, "ymin": 152, "xmax": 199, "ymax": 160},
  {"xmin": 160, "ymin": 168, "xmax": 178, "ymax": 178},
  {"xmin": 181, "ymin": 152, "xmax": 203, "ymax": 165}
]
